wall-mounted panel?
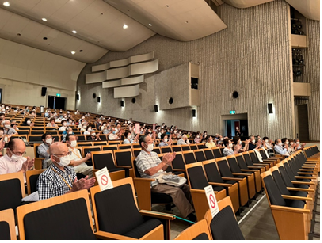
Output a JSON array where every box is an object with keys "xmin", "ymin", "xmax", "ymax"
[
  {"xmin": 110, "ymin": 59, "xmax": 129, "ymax": 68},
  {"xmin": 129, "ymin": 52, "xmax": 154, "ymax": 64},
  {"xmin": 129, "ymin": 59, "xmax": 158, "ymax": 76},
  {"xmin": 121, "ymin": 75, "xmax": 144, "ymax": 86},
  {"xmin": 106, "ymin": 67, "xmax": 129, "ymax": 80},
  {"xmin": 92, "ymin": 63, "xmax": 110, "ymax": 72},
  {"xmin": 102, "ymin": 80, "xmax": 122, "ymax": 88},
  {"xmin": 114, "ymin": 84, "xmax": 139, "ymax": 98},
  {"xmin": 86, "ymin": 71, "xmax": 106, "ymax": 84}
]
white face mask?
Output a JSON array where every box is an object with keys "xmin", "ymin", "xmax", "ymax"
[
  {"xmin": 164, "ymin": 139, "xmax": 168, "ymax": 143},
  {"xmin": 57, "ymin": 155, "xmax": 70, "ymax": 167},
  {"xmin": 278, "ymin": 143, "xmax": 283, "ymax": 146},
  {"xmin": 286, "ymin": 141, "xmax": 289, "ymax": 144},
  {"xmin": 146, "ymin": 143, "xmax": 154, "ymax": 152},
  {"xmin": 128, "ymin": 135, "xmax": 131, "ymax": 140},
  {"xmin": 229, "ymin": 143, "xmax": 233, "ymax": 148},
  {"xmin": 4, "ymin": 124, "xmax": 10, "ymax": 129},
  {"xmin": 11, "ymin": 154, "xmax": 22, "ymax": 161},
  {"xmin": 83, "ymin": 126, "xmax": 86, "ymax": 129},
  {"xmin": 2, "ymin": 120, "xmax": 5, "ymax": 124},
  {"xmin": 239, "ymin": 141, "xmax": 242, "ymax": 144},
  {"xmin": 63, "ymin": 123, "xmax": 67, "ymax": 127},
  {"xmin": 252, "ymin": 139, "xmax": 255, "ymax": 143},
  {"xmin": 46, "ymin": 138, "xmax": 52, "ymax": 144},
  {"xmin": 82, "ymin": 116, "xmax": 85, "ymax": 119},
  {"xmin": 265, "ymin": 139, "xmax": 268, "ymax": 143},
  {"xmin": 68, "ymin": 131, "xmax": 73, "ymax": 134},
  {"xmin": 196, "ymin": 135, "xmax": 200, "ymax": 139},
  {"xmin": 210, "ymin": 139, "xmax": 213, "ymax": 143},
  {"xmin": 296, "ymin": 141, "xmax": 299, "ymax": 144},
  {"xmin": 70, "ymin": 140, "xmax": 77, "ymax": 148}
]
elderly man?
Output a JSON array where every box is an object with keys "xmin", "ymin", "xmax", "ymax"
[
  {"xmin": 136, "ymin": 135, "xmax": 196, "ymax": 222},
  {"xmin": 109, "ymin": 128, "xmax": 119, "ymax": 140},
  {"xmin": 3, "ymin": 120, "xmax": 17, "ymax": 135},
  {"xmin": 274, "ymin": 139, "xmax": 289, "ymax": 156},
  {"xmin": 0, "ymin": 139, "xmax": 34, "ymax": 175},
  {"xmin": 66, "ymin": 134, "xmax": 93, "ymax": 177},
  {"xmin": 37, "ymin": 133, "xmax": 54, "ymax": 169},
  {"xmin": 37, "ymin": 142, "xmax": 96, "ymax": 200},
  {"xmin": 177, "ymin": 134, "xmax": 189, "ymax": 145}
]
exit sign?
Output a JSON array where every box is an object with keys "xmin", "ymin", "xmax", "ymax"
[
  {"xmin": 230, "ymin": 110, "xmax": 236, "ymax": 114},
  {"xmin": 56, "ymin": 93, "xmax": 61, "ymax": 97}
]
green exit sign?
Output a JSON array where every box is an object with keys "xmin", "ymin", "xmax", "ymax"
[
  {"xmin": 230, "ymin": 110, "xmax": 236, "ymax": 114},
  {"xmin": 56, "ymin": 93, "xmax": 61, "ymax": 97}
]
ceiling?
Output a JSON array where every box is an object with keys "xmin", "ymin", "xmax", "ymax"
[{"xmin": 0, "ymin": 0, "xmax": 319, "ymax": 64}]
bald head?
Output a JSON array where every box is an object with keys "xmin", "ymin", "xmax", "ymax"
[
  {"xmin": 7, "ymin": 139, "xmax": 25, "ymax": 157},
  {"xmin": 49, "ymin": 142, "xmax": 68, "ymax": 156}
]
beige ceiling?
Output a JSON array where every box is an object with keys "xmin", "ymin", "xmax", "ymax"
[
  {"xmin": 222, "ymin": 0, "xmax": 274, "ymax": 8},
  {"xmin": 285, "ymin": 0, "xmax": 320, "ymax": 21},
  {"xmin": 105, "ymin": 0, "xmax": 227, "ymax": 41}
]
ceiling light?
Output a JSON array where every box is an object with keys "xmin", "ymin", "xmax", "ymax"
[
  {"xmin": 149, "ymin": 24, "xmax": 152, "ymax": 26},
  {"xmin": 71, "ymin": 51, "xmax": 75, "ymax": 55},
  {"xmin": 72, "ymin": 30, "xmax": 77, "ymax": 34},
  {"xmin": 3, "ymin": 2, "xmax": 10, "ymax": 6},
  {"xmin": 166, "ymin": 5, "xmax": 169, "ymax": 7},
  {"xmin": 123, "ymin": 24, "xmax": 128, "ymax": 29},
  {"xmin": 42, "ymin": 18, "xmax": 47, "ymax": 21}
]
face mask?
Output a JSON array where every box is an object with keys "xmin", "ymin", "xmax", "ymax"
[
  {"xmin": 296, "ymin": 142, "xmax": 299, "ymax": 144},
  {"xmin": 196, "ymin": 135, "xmax": 200, "ymax": 139},
  {"xmin": 252, "ymin": 139, "xmax": 255, "ymax": 143},
  {"xmin": 164, "ymin": 139, "xmax": 168, "ymax": 143},
  {"xmin": 70, "ymin": 140, "xmax": 77, "ymax": 148},
  {"xmin": 210, "ymin": 139, "xmax": 213, "ymax": 143},
  {"xmin": 265, "ymin": 139, "xmax": 268, "ymax": 143},
  {"xmin": 146, "ymin": 143, "xmax": 154, "ymax": 152},
  {"xmin": 128, "ymin": 135, "xmax": 131, "ymax": 140},
  {"xmin": 27, "ymin": 120, "xmax": 31, "ymax": 125},
  {"xmin": 68, "ymin": 131, "xmax": 73, "ymax": 135},
  {"xmin": 286, "ymin": 141, "xmax": 289, "ymax": 144},
  {"xmin": 174, "ymin": 131, "xmax": 177, "ymax": 134},
  {"xmin": 278, "ymin": 143, "xmax": 283, "ymax": 146},
  {"xmin": 11, "ymin": 154, "xmax": 22, "ymax": 161},
  {"xmin": 83, "ymin": 126, "xmax": 86, "ymax": 129},
  {"xmin": 229, "ymin": 143, "xmax": 233, "ymax": 148},
  {"xmin": 239, "ymin": 141, "xmax": 242, "ymax": 144},
  {"xmin": 4, "ymin": 124, "xmax": 10, "ymax": 129},
  {"xmin": 63, "ymin": 123, "xmax": 67, "ymax": 127},
  {"xmin": 82, "ymin": 116, "xmax": 85, "ymax": 119},
  {"xmin": 46, "ymin": 138, "xmax": 52, "ymax": 144},
  {"xmin": 87, "ymin": 128, "xmax": 91, "ymax": 131},
  {"xmin": 112, "ymin": 131, "xmax": 116, "ymax": 135},
  {"xmin": 57, "ymin": 155, "xmax": 70, "ymax": 167},
  {"xmin": 1, "ymin": 120, "xmax": 5, "ymax": 124}
]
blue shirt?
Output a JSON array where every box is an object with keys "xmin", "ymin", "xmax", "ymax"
[
  {"xmin": 274, "ymin": 145, "xmax": 289, "ymax": 155},
  {"xmin": 158, "ymin": 142, "xmax": 169, "ymax": 147}
]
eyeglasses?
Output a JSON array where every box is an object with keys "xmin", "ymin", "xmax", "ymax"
[
  {"xmin": 13, "ymin": 151, "xmax": 26, "ymax": 156},
  {"xmin": 53, "ymin": 151, "xmax": 72, "ymax": 158}
]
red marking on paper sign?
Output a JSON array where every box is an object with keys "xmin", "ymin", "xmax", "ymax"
[
  {"xmin": 101, "ymin": 175, "xmax": 108, "ymax": 185},
  {"xmin": 209, "ymin": 194, "xmax": 216, "ymax": 208}
]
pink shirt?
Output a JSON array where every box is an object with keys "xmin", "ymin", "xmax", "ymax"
[{"xmin": 0, "ymin": 154, "xmax": 27, "ymax": 175}]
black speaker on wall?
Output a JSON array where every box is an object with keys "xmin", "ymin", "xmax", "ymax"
[
  {"xmin": 154, "ymin": 105, "xmax": 159, "ymax": 112},
  {"xmin": 76, "ymin": 94, "xmax": 79, "ymax": 100},
  {"xmin": 268, "ymin": 103, "xmax": 273, "ymax": 114},
  {"xmin": 120, "ymin": 101, "xmax": 124, "ymax": 107},
  {"xmin": 41, "ymin": 87, "xmax": 47, "ymax": 97},
  {"xmin": 93, "ymin": 93, "xmax": 97, "ymax": 98}
]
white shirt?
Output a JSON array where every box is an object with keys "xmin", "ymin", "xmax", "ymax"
[
  {"xmin": 109, "ymin": 134, "xmax": 119, "ymax": 140},
  {"xmin": 59, "ymin": 126, "xmax": 67, "ymax": 131},
  {"xmin": 0, "ymin": 154, "xmax": 27, "ymax": 175},
  {"xmin": 68, "ymin": 147, "xmax": 87, "ymax": 168},
  {"xmin": 84, "ymin": 131, "xmax": 90, "ymax": 135}
]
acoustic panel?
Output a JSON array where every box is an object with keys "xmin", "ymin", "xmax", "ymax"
[
  {"xmin": 86, "ymin": 71, "xmax": 106, "ymax": 84},
  {"xmin": 129, "ymin": 59, "xmax": 158, "ymax": 76},
  {"xmin": 106, "ymin": 67, "xmax": 129, "ymax": 80},
  {"xmin": 102, "ymin": 80, "xmax": 121, "ymax": 88},
  {"xmin": 120, "ymin": 75, "xmax": 144, "ymax": 86},
  {"xmin": 129, "ymin": 52, "xmax": 154, "ymax": 64},
  {"xmin": 92, "ymin": 63, "xmax": 110, "ymax": 72},
  {"xmin": 114, "ymin": 84, "xmax": 139, "ymax": 98}
]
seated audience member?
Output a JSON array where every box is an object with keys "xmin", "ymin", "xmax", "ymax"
[
  {"xmin": 0, "ymin": 112, "xmax": 5, "ymax": 125},
  {"xmin": 274, "ymin": 139, "xmax": 289, "ymax": 156},
  {"xmin": 177, "ymin": 134, "xmax": 189, "ymax": 145},
  {"xmin": 3, "ymin": 120, "xmax": 17, "ymax": 135},
  {"xmin": 294, "ymin": 138, "xmax": 306, "ymax": 150},
  {"xmin": 205, "ymin": 136, "xmax": 216, "ymax": 148},
  {"xmin": 83, "ymin": 126, "xmax": 93, "ymax": 136},
  {"xmin": 158, "ymin": 134, "xmax": 172, "ymax": 147},
  {"xmin": 216, "ymin": 135, "xmax": 224, "ymax": 147},
  {"xmin": 263, "ymin": 137, "xmax": 273, "ymax": 149},
  {"xmin": 38, "ymin": 133, "xmax": 54, "ymax": 168},
  {"xmin": 236, "ymin": 138, "xmax": 246, "ymax": 152},
  {"xmin": 109, "ymin": 128, "xmax": 119, "ymax": 140},
  {"xmin": 59, "ymin": 120, "xmax": 68, "ymax": 131},
  {"xmin": 194, "ymin": 133, "xmax": 201, "ymax": 143},
  {"xmin": 248, "ymin": 135, "xmax": 256, "ymax": 150},
  {"xmin": 11, "ymin": 123, "xmax": 18, "ymax": 131},
  {"xmin": 100, "ymin": 122, "xmax": 107, "ymax": 131},
  {"xmin": 37, "ymin": 142, "xmax": 96, "ymax": 200},
  {"xmin": 22, "ymin": 117, "xmax": 33, "ymax": 126},
  {"xmin": 115, "ymin": 123, "xmax": 121, "ymax": 133},
  {"xmin": 0, "ymin": 139, "xmax": 34, "ymax": 175},
  {"xmin": 47, "ymin": 118, "xmax": 58, "ymax": 128},
  {"xmin": 222, "ymin": 139, "xmax": 239, "ymax": 156},
  {"xmin": 123, "ymin": 131, "xmax": 133, "ymax": 144},
  {"xmin": 66, "ymin": 135, "xmax": 93, "ymax": 177},
  {"xmin": 87, "ymin": 131, "xmax": 101, "ymax": 141},
  {"xmin": 136, "ymin": 135, "xmax": 196, "ymax": 222}
]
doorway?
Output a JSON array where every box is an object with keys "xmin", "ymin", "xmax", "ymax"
[
  {"xmin": 222, "ymin": 113, "xmax": 248, "ymax": 140},
  {"xmin": 297, "ymin": 104, "xmax": 309, "ymax": 141},
  {"xmin": 48, "ymin": 96, "xmax": 66, "ymax": 110}
]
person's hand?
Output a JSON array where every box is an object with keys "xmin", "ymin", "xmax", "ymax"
[
  {"xmin": 81, "ymin": 176, "xmax": 96, "ymax": 190},
  {"xmin": 163, "ymin": 152, "xmax": 175, "ymax": 165},
  {"xmin": 85, "ymin": 153, "xmax": 91, "ymax": 160},
  {"xmin": 21, "ymin": 157, "xmax": 35, "ymax": 172}
]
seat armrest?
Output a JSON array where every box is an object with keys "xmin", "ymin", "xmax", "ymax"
[
  {"xmin": 286, "ymin": 187, "xmax": 314, "ymax": 192},
  {"xmin": 247, "ymin": 166, "xmax": 265, "ymax": 169},
  {"xmin": 282, "ymin": 195, "xmax": 313, "ymax": 201},
  {"xmin": 221, "ymin": 177, "xmax": 243, "ymax": 181},
  {"xmin": 241, "ymin": 169, "xmax": 257, "ymax": 172},
  {"xmin": 115, "ymin": 165, "xmax": 132, "ymax": 169},
  {"xmin": 291, "ymin": 181, "xmax": 315, "ymax": 185},
  {"xmin": 134, "ymin": 177, "xmax": 156, "ymax": 182},
  {"xmin": 94, "ymin": 230, "xmax": 136, "ymax": 240},
  {"xmin": 208, "ymin": 182, "xmax": 232, "ymax": 187},
  {"xmin": 295, "ymin": 176, "xmax": 317, "ymax": 179},
  {"xmin": 232, "ymin": 172, "xmax": 252, "ymax": 176},
  {"xmin": 139, "ymin": 210, "xmax": 174, "ymax": 220}
]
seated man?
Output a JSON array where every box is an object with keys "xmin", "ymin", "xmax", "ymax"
[
  {"xmin": 274, "ymin": 139, "xmax": 289, "ymax": 157},
  {"xmin": 294, "ymin": 139, "xmax": 306, "ymax": 151},
  {"xmin": 38, "ymin": 133, "xmax": 54, "ymax": 169},
  {"xmin": 3, "ymin": 120, "xmax": 17, "ymax": 135},
  {"xmin": 59, "ymin": 120, "xmax": 68, "ymax": 131},
  {"xmin": 177, "ymin": 134, "xmax": 189, "ymax": 145},
  {"xmin": 222, "ymin": 139, "xmax": 240, "ymax": 157},
  {"xmin": 0, "ymin": 138, "xmax": 34, "ymax": 175},
  {"xmin": 248, "ymin": 135, "xmax": 256, "ymax": 150},
  {"xmin": 37, "ymin": 142, "xmax": 96, "ymax": 200},
  {"xmin": 66, "ymin": 135, "xmax": 93, "ymax": 177},
  {"xmin": 136, "ymin": 135, "xmax": 196, "ymax": 222},
  {"xmin": 108, "ymin": 128, "xmax": 119, "ymax": 140},
  {"xmin": 158, "ymin": 134, "xmax": 172, "ymax": 147}
]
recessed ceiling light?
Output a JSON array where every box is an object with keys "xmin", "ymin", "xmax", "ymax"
[
  {"xmin": 166, "ymin": 5, "xmax": 169, "ymax": 7},
  {"xmin": 123, "ymin": 24, "xmax": 128, "ymax": 29},
  {"xmin": 71, "ymin": 51, "xmax": 75, "ymax": 55},
  {"xmin": 42, "ymin": 18, "xmax": 47, "ymax": 21},
  {"xmin": 149, "ymin": 24, "xmax": 152, "ymax": 26},
  {"xmin": 72, "ymin": 30, "xmax": 77, "ymax": 34},
  {"xmin": 185, "ymin": 21, "xmax": 189, "ymax": 23},
  {"xmin": 3, "ymin": 2, "xmax": 10, "ymax": 7}
]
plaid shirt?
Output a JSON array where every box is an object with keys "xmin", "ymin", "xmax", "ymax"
[
  {"xmin": 135, "ymin": 150, "xmax": 163, "ymax": 187},
  {"xmin": 37, "ymin": 163, "xmax": 76, "ymax": 200}
]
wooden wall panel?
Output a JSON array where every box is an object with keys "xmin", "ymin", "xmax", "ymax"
[{"xmin": 77, "ymin": 0, "xmax": 303, "ymax": 140}]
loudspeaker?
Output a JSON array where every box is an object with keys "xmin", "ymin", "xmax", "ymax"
[
  {"xmin": 41, "ymin": 87, "xmax": 47, "ymax": 96},
  {"xmin": 97, "ymin": 97, "xmax": 101, "ymax": 103},
  {"xmin": 93, "ymin": 93, "xmax": 96, "ymax": 98},
  {"xmin": 268, "ymin": 103, "xmax": 273, "ymax": 114},
  {"xmin": 154, "ymin": 105, "xmax": 159, "ymax": 112},
  {"xmin": 76, "ymin": 94, "xmax": 79, "ymax": 100},
  {"xmin": 192, "ymin": 109, "xmax": 196, "ymax": 117},
  {"xmin": 120, "ymin": 101, "xmax": 124, "ymax": 107}
]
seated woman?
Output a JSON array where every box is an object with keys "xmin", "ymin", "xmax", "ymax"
[
  {"xmin": 46, "ymin": 118, "xmax": 58, "ymax": 128},
  {"xmin": 22, "ymin": 117, "xmax": 34, "ymax": 127},
  {"xmin": 205, "ymin": 136, "xmax": 216, "ymax": 148}
]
